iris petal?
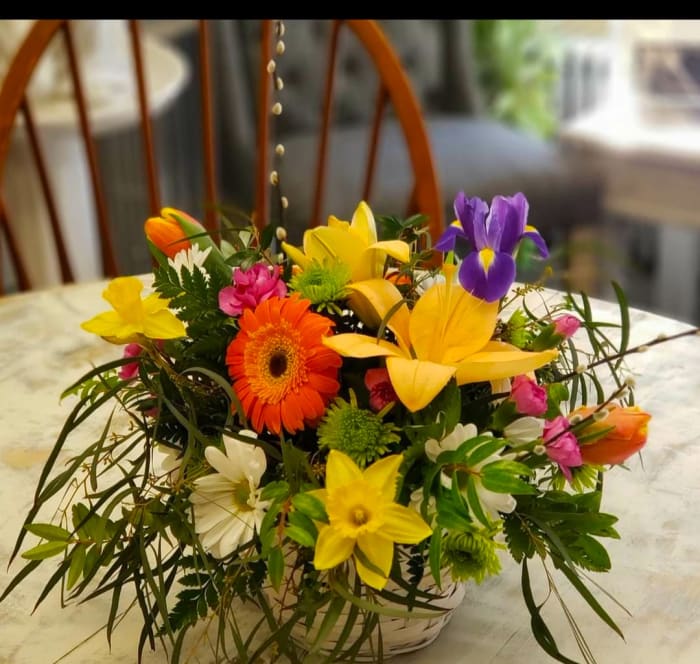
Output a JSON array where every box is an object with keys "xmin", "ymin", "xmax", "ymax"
[
  {"xmin": 459, "ymin": 250, "xmax": 516, "ymax": 302},
  {"xmin": 494, "ymin": 193, "xmax": 529, "ymax": 254}
]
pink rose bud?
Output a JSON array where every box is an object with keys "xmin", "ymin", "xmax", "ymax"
[
  {"xmin": 543, "ymin": 415, "xmax": 582, "ymax": 481},
  {"xmin": 118, "ymin": 343, "xmax": 143, "ymax": 381},
  {"xmin": 219, "ymin": 264, "xmax": 288, "ymax": 316},
  {"xmin": 553, "ymin": 314, "xmax": 581, "ymax": 339},
  {"xmin": 510, "ymin": 374, "xmax": 547, "ymax": 416},
  {"xmin": 364, "ymin": 368, "xmax": 398, "ymax": 412}
]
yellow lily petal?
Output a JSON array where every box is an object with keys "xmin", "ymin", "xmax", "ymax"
[
  {"xmin": 327, "ymin": 214, "xmax": 350, "ymax": 232},
  {"xmin": 346, "ymin": 279, "xmax": 410, "ymax": 349},
  {"xmin": 142, "ymin": 309, "xmax": 187, "ymax": 340},
  {"xmin": 362, "ymin": 454, "xmax": 402, "ymax": 502},
  {"xmin": 368, "ymin": 240, "xmax": 411, "ymax": 265},
  {"xmin": 323, "ymin": 333, "xmax": 402, "ymax": 359},
  {"xmin": 281, "ymin": 241, "xmax": 311, "ymax": 270},
  {"xmin": 380, "ymin": 504, "xmax": 433, "ymax": 543},
  {"xmin": 455, "ymin": 341, "xmax": 558, "ymax": 384},
  {"xmin": 410, "ymin": 277, "xmax": 498, "ymax": 364},
  {"xmin": 355, "ymin": 532, "xmax": 394, "ymax": 589},
  {"xmin": 348, "ymin": 201, "xmax": 378, "ymax": 246},
  {"xmin": 314, "ymin": 524, "xmax": 355, "ymax": 570},
  {"xmin": 325, "ymin": 450, "xmax": 363, "ymax": 492},
  {"xmin": 386, "ymin": 356, "xmax": 456, "ymax": 412},
  {"xmin": 304, "ymin": 227, "xmax": 367, "ymax": 271}
]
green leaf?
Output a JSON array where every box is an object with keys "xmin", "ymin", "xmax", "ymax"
[
  {"xmin": 291, "ymin": 493, "xmax": 328, "ymax": 522},
  {"xmin": 260, "ymin": 480, "xmax": 290, "ymax": 502},
  {"xmin": 268, "ymin": 547, "xmax": 284, "ymax": 592},
  {"xmin": 24, "ymin": 523, "xmax": 71, "ymax": 541},
  {"xmin": 66, "ymin": 544, "xmax": 87, "ymax": 590},
  {"xmin": 428, "ymin": 527, "xmax": 442, "ymax": 588},
  {"xmin": 287, "ymin": 511, "xmax": 318, "ymax": 540},
  {"xmin": 307, "ymin": 596, "xmax": 346, "ymax": 655},
  {"xmin": 436, "ymin": 498, "xmax": 473, "ymax": 532},
  {"xmin": 612, "ymin": 281, "xmax": 630, "ymax": 366},
  {"xmin": 465, "ymin": 474, "xmax": 491, "ymax": 527},
  {"xmin": 556, "ymin": 560, "xmax": 625, "ymax": 640},
  {"xmin": 284, "ymin": 525, "xmax": 316, "ymax": 548},
  {"xmin": 21, "ymin": 540, "xmax": 68, "ymax": 560},
  {"xmin": 481, "ymin": 466, "xmax": 536, "ymax": 495},
  {"xmin": 464, "ymin": 439, "xmax": 507, "ymax": 467},
  {"xmin": 574, "ymin": 534, "xmax": 612, "ymax": 572},
  {"xmin": 520, "ymin": 560, "xmax": 581, "ymax": 664}
]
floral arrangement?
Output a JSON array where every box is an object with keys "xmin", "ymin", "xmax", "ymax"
[{"xmin": 4, "ymin": 193, "xmax": 692, "ymax": 664}]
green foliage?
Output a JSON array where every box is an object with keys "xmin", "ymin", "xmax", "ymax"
[{"xmin": 473, "ymin": 20, "xmax": 559, "ymax": 138}]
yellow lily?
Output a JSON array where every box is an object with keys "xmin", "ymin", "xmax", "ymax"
[
  {"xmin": 323, "ymin": 265, "xmax": 558, "ymax": 412},
  {"xmin": 81, "ymin": 276, "xmax": 187, "ymax": 344},
  {"xmin": 281, "ymin": 201, "xmax": 410, "ymax": 283},
  {"xmin": 311, "ymin": 450, "xmax": 432, "ymax": 590}
]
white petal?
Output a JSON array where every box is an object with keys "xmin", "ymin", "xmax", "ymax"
[
  {"xmin": 504, "ymin": 417, "xmax": 545, "ymax": 444},
  {"xmin": 479, "ymin": 488, "xmax": 516, "ymax": 517},
  {"xmin": 222, "ymin": 435, "xmax": 267, "ymax": 485},
  {"xmin": 205, "ymin": 446, "xmax": 245, "ymax": 482},
  {"xmin": 216, "ymin": 517, "xmax": 249, "ymax": 557}
]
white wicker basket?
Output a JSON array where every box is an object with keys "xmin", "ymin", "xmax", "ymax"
[{"xmin": 264, "ymin": 551, "xmax": 466, "ymax": 660}]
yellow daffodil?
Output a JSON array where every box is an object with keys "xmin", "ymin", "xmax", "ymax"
[
  {"xmin": 281, "ymin": 201, "xmax": 410, "ymax": 283},
  {"xmin": 81, "ymin": 276, "xmax": 186, "ymax": 344},
  {"xmin": 311, "ymin": 450, "xmax": 432, "ymax": 590},
  {"xmin": 323, "ymin": 265, "xmax": 558, "ymax": 412}
]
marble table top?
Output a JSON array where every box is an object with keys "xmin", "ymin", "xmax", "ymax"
[{"xmin": 1, "ymin": 279, "xmax": 699, "ymax": 664}]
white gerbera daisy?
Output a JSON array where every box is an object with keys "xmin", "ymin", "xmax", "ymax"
[
  {"xmin": 190, "ymin": 431, "xmax": 270, "ymax": 558},
  {"xmin": 425, "ymin": 423, "xmax": 516, "ymax": 520},
  {"xmin": 168, "ymin": 245, "xmax": 212, "ymax": 284}
]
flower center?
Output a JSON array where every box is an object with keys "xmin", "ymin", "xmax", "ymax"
[
  {"xmin": 326, "ymin": 481, "xmax": 382, "ymax": 537},
  {"xmin": 231, "ymin": 479, "xmax": 254, "ymax": 512},
  {"xmin": 244, "ymin": 321, "xmax": 308, "ymax": 404},
  {"xmin": 352, "ymin": 507, "xmax": 370, "ymax": 526},
  {"xmin": 268, "ymin": 351, "xmax": 288, "ymax": 378}
]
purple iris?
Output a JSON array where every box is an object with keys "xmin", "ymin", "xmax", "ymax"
[{"xmin": 435, "ymin": 192, "xmax": 549, "ymax": 302}]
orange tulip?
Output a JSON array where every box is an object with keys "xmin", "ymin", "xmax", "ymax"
[
  {"xmin": 574, "ymin": 405, "xmax": 651, "ymax": 465},
  {"xmin": 144, "ymin": 208, "xmax": 203, "ymax": 258}
]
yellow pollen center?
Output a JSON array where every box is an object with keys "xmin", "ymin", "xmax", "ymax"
[{"xmin": 352, "ymin": 507, "xmax": 369, "ymax": 526}]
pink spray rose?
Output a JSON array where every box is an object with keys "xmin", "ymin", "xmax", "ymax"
[
  {"xmin": 510, "ymin": 374, "xmax": 547, "ymax": 416},
  {"xmin": 219, "ymin": 264, "xmax": 287, "ymax": 316},
  {"xmin": 553, "ymin": 314, "xmax": 581, "ymax": 339},
  {"xmin": 364, "ymin": 368, "xmax": 398, "ymax": 412},
  {"xmin": 118, "ymin": 343, "xmax": 143, "ymax": 381},
  {"xmin": 543, "ymin": 415, "xmax": 582, "ymax": 481}
]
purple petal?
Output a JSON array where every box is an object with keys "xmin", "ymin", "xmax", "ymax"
[
  {"xmin": 458, "ymin": 249, "xmax": 516, "ymax": 302},
  {"xmin": 453, "ymin": 192, "xmax": 488, "ymax": 248},
  {"xmin": 523, "ymin": 227, "xmax": 549, "ymax": 258},
  {"xmin": 490, "ymin": 193, "xmax": 529, "ymax": 254},
  {"xmin": 434, "ymin": 224, "xmax": 464, "ymax": 252}
]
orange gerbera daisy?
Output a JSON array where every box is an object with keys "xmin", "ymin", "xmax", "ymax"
[{"xmin": 226, "ymin": 295, "xmax": 341, "ymax": 435}]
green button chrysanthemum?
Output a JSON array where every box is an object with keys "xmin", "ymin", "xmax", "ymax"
[
  {"xmin": 317, "ymin": 390, "xmax": 400, "ymax": 467},
  {"xmin": 442, "ymin": 530, "xmax": 502, "ymax": 584},
  {"xmin": 289, "ymin": 259, "xmax": 351, "ymax": 314}
]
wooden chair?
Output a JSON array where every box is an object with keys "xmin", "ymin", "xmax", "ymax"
[{"xmin": 0, "ymin": 19, "xmax": 443, "ymax": 294}]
